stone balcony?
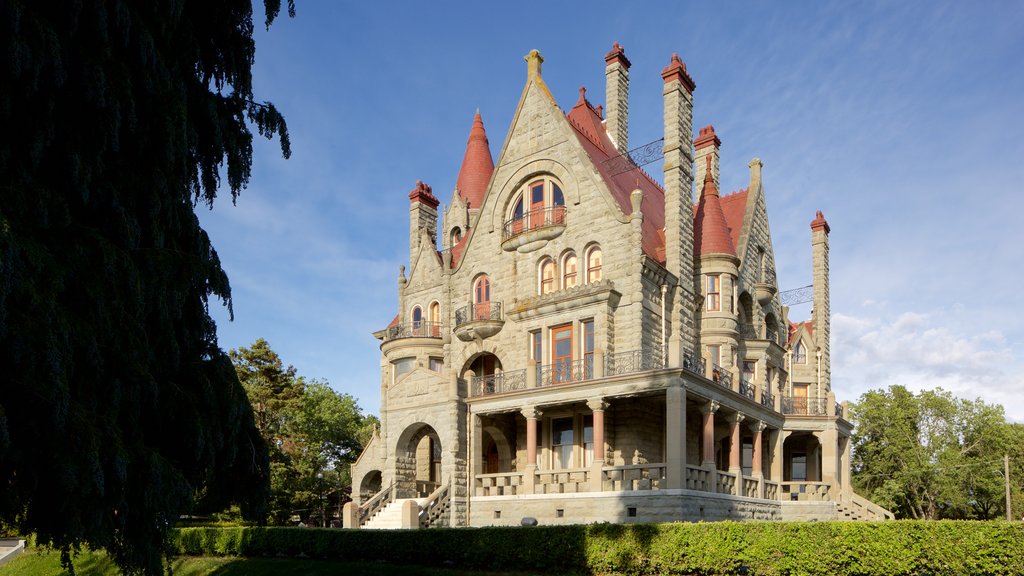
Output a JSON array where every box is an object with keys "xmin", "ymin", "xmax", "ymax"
[
  {"xmin": 500, "ymin": 206, "xmax": 566, "ymax": 252},
  {"xmin": 381, "ymin": 321, "xmax": 443, "ymax": 342},
  {"xmin": 454, "ymin": 302, "xmax": 504, "ymax": 342}
]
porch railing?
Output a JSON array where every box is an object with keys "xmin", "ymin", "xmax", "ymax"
[
  {"xmin": 742, "ymin": 477, "xmax": 759, "ymax": 498},
  {"xmin": 383, "ymin": 322, "xmax": 443, "ymax": 341},
  {"xmin": 536, "ymin": 468, "xmax": 591, "ymax": 494},
  {"xmin": 471, "ymin": 369, "xmax": 526, "ymax": 396},
  {"xmin": 764, "ymin": 480, "xmax": 779, "ymax": 500},
  {"xmin": 538, "ymin": 357, "xmax": 593, "ymax": 387},
  {"xmin": 603, "ymin": 464, "xmax": 665, "ymax": 491},
  {"xmin": 782, "ymin": 397, "xmax": 829, "ymax": 416},
  {"xmin": 605, "ymin": 347, "xmax": 665, "ymax": 376},
  {"xmin": 716, "ymin": 470, "xmax": 737, "ymax": 494},
  {"xmin": 781, "ymin": 481, "xmax": 830, "ymax": 501},
  {"xmin": 455, "ymin": 302, "xmax": 502, "ymax": 326},
  {"xmin": 738, "ymin": 378, "xmax": 756, "ymax": 400},
  {"xmin": 475, "ymin": 472, "xmax": 523, "ymax": 496},
  {"xmin": 358, "ymin": 482, "xmax": 396, "ymax": 526},
  {"xmin": 685, "ymin": 465, "xmax": 711, "ymax": 491}
]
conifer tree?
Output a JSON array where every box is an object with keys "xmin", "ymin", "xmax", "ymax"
[{"xmin": 0, "ymin": 1, "xmax": 293, "ymax": 573}]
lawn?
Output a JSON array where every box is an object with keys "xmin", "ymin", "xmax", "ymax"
[{"xmin": 0, "ymin": 549, "xmax": 551, "ymax": 576}]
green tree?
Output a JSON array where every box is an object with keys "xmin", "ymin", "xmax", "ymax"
[
  {"xmin": 0, "ymin": 1, "xmax": 292, "ymax": 574},
  {"xmin": 851, "ymin": 385, "xmax": 1014, "ymax": 519},
  {"xmin": 231, "ymin": 340, "xmax": 376, "ymax": 526}
]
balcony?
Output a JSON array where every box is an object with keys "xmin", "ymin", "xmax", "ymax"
[
  {"xmin": 382, "ymin": 321, "xmax": 443, "ymax": 342},
  {"xmin": 605, "ymin": 348, "xmax": 665, "ymax": 377},
  {"xmin": 755, "ymin": 267, "xmax": 777, "ymax": 306},
  {"xmin": 454, "ymin": 302, "xmax": 504, "ymax": 342},
  {"xmin": 538, "ymin": 357, "xmax": 593, "ymax": 387},
  {"xmin": 781, "ymin": 396, "xmax": 831, "ymax": 416},
  {"xmin": 710, "ymin": 364, "xmax": 732, "ymax": 389},
  {"xmin": 470, "ymin": 370, "xmax": 526, "ymax": 396},
  {"xmin": 738, "ymin": 378, "xmax": 756, "ymax": 400},
  {"xmin": 501, "ymin": 206, "xmax": 566, "ymax": 252}
]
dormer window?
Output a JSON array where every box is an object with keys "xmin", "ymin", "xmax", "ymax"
[{"xmin": 793, "ymin": 340, "xmax": 808, "ymax": 364}]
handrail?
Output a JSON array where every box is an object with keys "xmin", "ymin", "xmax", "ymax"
[
  {"xmin": 538, "ymin": 357, "xmax": 593, "ymax": 387},
  {"xmin": 471, "ymin": 369, "xmax": 526, "ymax": 396},
  {"xmin": 419, "ymin": 482, "xmax": 451, "ymax": 528},
  {"xmin": 738, "ymin": 378, "xmax": 755, "ymax": 399},
  {"xmin": 455, "ymin": 302, "xmax": 503, "ymax": 326},
  {"xmin": 711, "ymin": 364, "xmax": 732, "ymax": 389},
  {"xmin": 782, "ymin": 397, "xmax": 829, "ymax": 416},
  {"xmin": 605, "ymin": 347, "xmax": 664, "ymax": 376},
  {"xmin": 682, "ymin": 351, "xmax": 706, "ymax": 377},
  {"xmin": 358, "ymin": 482, "xmax": 396, "ymax": 526}
]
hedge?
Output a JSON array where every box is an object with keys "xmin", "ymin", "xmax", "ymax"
[{"xmin": 170, "ymin": 521, "xmax": 1024, "ymax": 575}]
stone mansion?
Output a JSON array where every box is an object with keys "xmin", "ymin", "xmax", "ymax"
[{"xmin": 344, "ymin": 45, "xmax": 891, "ymax": 529}]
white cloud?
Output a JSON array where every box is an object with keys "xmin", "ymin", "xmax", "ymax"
[{"xmin": 832, "ymin": 311, "xmax": 1024, "ymax": 423}]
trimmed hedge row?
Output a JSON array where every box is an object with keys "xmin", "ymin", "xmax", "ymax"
[{"xmin": 170, "ymin": 521, "xmax": 1024, "ymax": 575}]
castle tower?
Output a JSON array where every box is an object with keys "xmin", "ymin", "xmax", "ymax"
[
  {"xmin": 811, "ymin": 210, "xmax": 831, "ymax": 394},
  {"xmin": 695, "ymin": 156, "xmax": 740, "ymax": 379},
  {"xmin": 408, "ymin": 180, "xmax": 439, "ymax": 272},
  {"xmin": 604, "ymin": 42, "xmax": 630, "ymax": 152},
  {"xmin": 662, "ymin": 53, "xmax": 698, "ymax": 360}
]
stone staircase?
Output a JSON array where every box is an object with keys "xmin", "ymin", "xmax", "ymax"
[
  {"xmin": 0, "ymin": 539, "xmax": 25, "ymax": 568},
  {"xmin": 362, "ymin": 498, "xmax": 422, "ymax": 529},
  {"xmin": 836, "ymin": 491, "xmax": 895, "ymax": 521}
]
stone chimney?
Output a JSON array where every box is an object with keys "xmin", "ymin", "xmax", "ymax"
[
  {"xmin": 694, "ymin": 125, "xmax": 721, "ymax": 197},
  {"xmin": 408, "ymin": 180, "xmax": 439, "ymax": 271},
  {"xmin": 604, "ymin": 42, "xmax": 631, "ymax": 152},
  {"xmin": 810, "ymin": 210, "xmax": 831, "ymax": 393},
  {"xmin": 662, "ymin": 53, "xmax": 698, "ymax": 358}
]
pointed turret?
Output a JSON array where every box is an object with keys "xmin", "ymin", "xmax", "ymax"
[
  {"xmin": 694, "ymin": 157, "xmax": 736, "ymax": 256},
  {"xmin": 454, "ymin": 110, "xmax": 494, "ymax": 210}
]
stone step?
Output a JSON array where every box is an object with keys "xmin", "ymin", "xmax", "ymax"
[{"xmin": 362, "ymin": 498, "xmax": 422, "ymax": 530}]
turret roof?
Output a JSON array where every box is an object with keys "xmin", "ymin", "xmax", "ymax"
[
  {"xmin": 694, "ymin": 157, "xmax": 737, "ymax": 256},
  {"xmin": 454, "ymin": 111, "xmax": 494, "ymax": 210}
]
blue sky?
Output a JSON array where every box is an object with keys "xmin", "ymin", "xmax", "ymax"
[{"xmin": 198, "ymin": 1, "xmax": 1024, "ymax": 421}]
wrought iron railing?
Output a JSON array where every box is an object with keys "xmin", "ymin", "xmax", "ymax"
[
  {"xmin": 781, "ymin": 396, "xmax": 829, "ymax": 416},
  {"xmin": 711, "ymin": 364, "xmax": 732, "ymax": 388},
  {"xmin": 383, "ymin": 321, "xmax": 443, "ymax": 341},
  {"xmin": 761, "ymin": 390, "xmax": 774, "ymax": 408},
  {"xmin": 455, "ymin": 302, "xmax": 502, "ymax": 326},
  {"xmin": 682, "ymin": 351, "xmax": 706, "ymax": 377},
  {"xmin": 538, "ymin": 357, "xmax": 593, "ymax": 387},
  {"xmin": 471, "ymin": 369, "xmax": 527, "ymax": 396},
  {"xmin": 738, "ymin": 378, "xmax": 755, "ymax": 400},
  {"xmin": 605, "ymin": 347, "xmax": 665, "ymax": 376},
  {"xmin": 502, "ymin": 206, "xmax": 567, "ymax": 241}
]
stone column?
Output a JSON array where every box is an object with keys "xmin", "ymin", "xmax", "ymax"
[
  {"xmin": 701, "ymin": 400, "xmax": 719, "ymax": 468},
  {"xmin": 665, "ymin": 385, "xmax": 687, "ymax": 489},
  {"xmin": 526, "ymin": 359, "xmax": 537, "ymax": 388},
  {"xmin": 751, "ymin": 421, "xmax": 766, "ymax": 498},
  {"xmin": 588, "ymin": 398, "xmax": 608, "ymax": 491},
  {"xmin": 728, "ymin": 413, "xmax": 745, "ymax": 496},
  {"xmin": 522, "ymin": 407, "xmax": 541, "ymax": 494},
  {"xmin": 470, "ymin": 411, "xmax": 482, "ymax": 498},
  {"xmin": 820, "ymin": 426, "xmax": 839, "ymax": 498},
  {"xmin": 772, "ymin": 430, "xmax": 788, "ymax": 497}
]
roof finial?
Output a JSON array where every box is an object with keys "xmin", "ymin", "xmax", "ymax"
[{"xmin": 525, "ymin": 49, "xmax": 544, "ymax": 80}]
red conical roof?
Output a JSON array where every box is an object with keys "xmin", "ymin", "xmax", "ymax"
[
  {"xmin": 694, "ymin": 157, "xmax": 736, "ymax": 256},
  {"xmin": 455, "ymin": 111, "xmax": 494, "ymax": 210}
]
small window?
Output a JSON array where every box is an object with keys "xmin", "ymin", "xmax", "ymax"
[
  {"xmin": 540, "ymin": 259, "xmax": 555, "ymax": 295},
  {"xmin": 586, "ymin": 246, "xmax": 603, "ymax": 283},
  {"xmin": 475, "ymin": 276, "xmax": 490, "ymax": 304},
  {"xmin": 562, "ymin": 253, "xmax": 578, "ymax": 289},
  {"xmin": 706, "ymin": 275, "xmax": 721, "ymax": 311},
  {"xmin": 429, "ymin": 357, "xmax": 444, "ymax": 373},
  {"xmin": 392, "ymin": 357, "xmax": 415, "ymax": 383}
]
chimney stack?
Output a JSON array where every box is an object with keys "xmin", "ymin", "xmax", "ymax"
[
  {"xmin": 409, "ymin": 180, "xmax": 439, "ymax": 271},
  {"xmin": 810, "ymin": 210, "xmax": 831, "ymax": 394},
  {"xmin": 662, "ymin": 53, "xmax": 698, "ymax": 358},
  {"xmin": 604, "ymin": 42, "xmax": 631, "ymax": 152},
  {"xmin": 694, "ymin": 125, "xmax": 721, "ymax": 197}
]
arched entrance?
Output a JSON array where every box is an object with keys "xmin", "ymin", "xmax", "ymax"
[
  {"xmin": 783, "ymin": 432, "xmax": 822, "ymax": 482},
  {"xmin": 396, "ymin": 423, "xmax": 443, "ymax": 498},
  {"xmin": 359, "ymin": 470, "xmax": 382, "ymax": 500}
]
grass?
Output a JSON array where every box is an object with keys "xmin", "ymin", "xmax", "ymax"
[{"xmin": 0, "ymin": 548, "xmax": 551, "ymax": 576}]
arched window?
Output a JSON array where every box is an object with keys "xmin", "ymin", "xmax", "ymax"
[
  {"xmin": 429, "ymin": 301, "xmax": 441, "ymax": 337},
  {"xmin": 562, "ymin": 253, "xmax": 578, "ymax": 289},
  {"xmin": 412, "ymin": 305, "xmax": 423, "ymax": 335},
  {"xmin": 539, "ymin": 259, "xmax": 555, "ymax": 295},
  {"xmin": 793, "ymin": 340, "xmax": 808, "ymax": 364},
  {"xmin": 474, "ymin": 275, "xmax": 491, "ymax": 320},
  {"xmin": 586, "ymin": 246, "xmax": 602, "ymax": 283},
  {"xmin": 450, "ymin": 227, "xmax": 463, "ymax": 246},
  {"xmin": 508, "ymin": 177, "xmax": 566, "ymax": 234}
]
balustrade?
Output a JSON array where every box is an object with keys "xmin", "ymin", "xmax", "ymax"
[
  {"xmin": 682, "ymin": 351, "xmax": 706, "ymax": 376},
  {"xmin": 383, "ymin": 321, "xmax": 442, "ymax": 341},
  {"xmin": 538, "ymin": 357, "xmax": 592, "ymax": 387},
  {"xmin": 742, "ymin": 477, "xmax": 759, "ymax": 498},
  {"xmin": 716, "ymin": 470, "xmax": 737, "ymax": 494},
  {"xmin": 455, "ymin": 302, "xmax": 502, "ymax": 325},
  {"xmin": 782, "ymin": 397, "xmax": 829, "ymax": 415},
  {"xmin": 475, "ymin": 472, "xmax": 523, "ymax": 496},
  {"xmin": 764, "ymin": 480, "xmax": 779, "ymax": 500},
  {"xmin": 602, "ymin": 464, "xmax": 665, "ymax": 491},
  {"xmin": 711, "ymin": 364, "xmax": 732, "ymax": 389},
  {"xmin": 605, "ymin": 348, "xmax": 664, "ymax": 376},
  {"xmin": 780, "ymin": 481, "xmax": 831, "ymax": 501},
  {"xmin": 685, "ymin": 465, "xmax": 711, "ymax": 491},
  {"xmin": 502, "ymin": 205, "xmax": 567, "ymax": 241},
  {"xmin": 471, "ymin": 369, "xmax": 526, "ymax": 396},
  {"xmin": 738, "ymin": 378, "xmax": 755, "ymax": 399}
]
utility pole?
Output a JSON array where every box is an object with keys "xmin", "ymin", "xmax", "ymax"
[{"xmin": 1006, "ymin": 454, "xmax": 1013, "ymax": 521}]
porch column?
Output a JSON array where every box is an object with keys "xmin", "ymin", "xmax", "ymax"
[
  {"xmin": 665, "ymin": 385, "xmax": 686, "ymax": 489},
  {"xmin": 587, "ymin": 398, "xmax": 608, "ymax": 491},
  {"xmin": 773, "ymin": 430, "xmax": 789, "ymax": 498},
  {"xmin": 701, "ymin": 400, "xmax": 719, "ymax": 492},
  {"xmin": 820, "ymin": 426, "xmax": 839, "ymax": 499},
  {"xmin": 840, "ymin": 434, "xmax": 852, "ymax": 495},
  {"xmin": 728, "ymin": 412, "xmax": 745, "ymax": 496},
  {"xmin": 751, "ymin": 420, "xmax": 766, "ymax": 498},
  {"xmin": 522, "ymin": 407, "xmax": 541, "ymax": 494},
  {"xmin": 470, "ymin": 411, "xmax": 482, "ymax": 498}
]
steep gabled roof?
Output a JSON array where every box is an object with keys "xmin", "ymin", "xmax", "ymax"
[
  {"xmin": 454, "ymin": 111, "xmax": 494, "ymax": 210},
  {"xmin": 788, "ymin": 320, "xmax": 814, "ymax": 346},
  {"xmin": 720, "ymin": 189, "xmax": 749, "ymax": 253},
  {"xmin": 565, "ymin": 87, "xmax": 667, "ymax": 263},
  {"xmin": 693, "ymin": 157, "xmax": 736, "ymax": 256}
]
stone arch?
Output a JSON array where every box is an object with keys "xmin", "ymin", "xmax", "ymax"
[
  {"xmin": 764, "ymin": 312, "xmax": 779, "ymax": 341},
  {"xmin": 460, "ymin": 350, "xmax": 504, "ymax": 381},
  {"xmin": 395, "ymin": 423, "xmax": 443, "ymax": 498},
  {"xmin": 359, "ymin": 469, "xmax": 383, "ymax": 500},
  {"xmin": 739, "ymin": 291, "xmax": 755, "ymax": 336},
  {"xmin": 481, "ymin": 425, "xmax": 514, "ymax": 473},
  {"xmin": 486, "ymin": 160, "xmax": 581, "ymax": 234},
  {"xmin": 782, "ymin": 431, "xmax": 822, "ymax": 483}
]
